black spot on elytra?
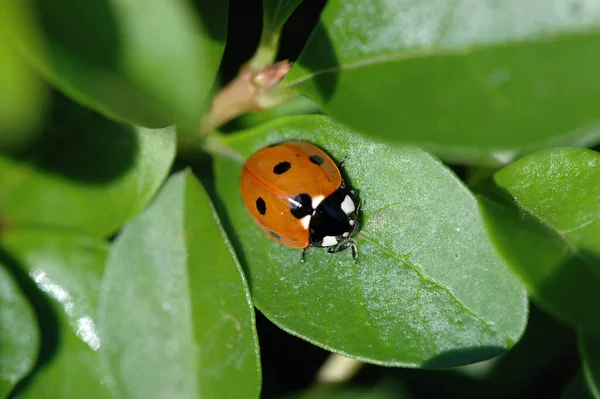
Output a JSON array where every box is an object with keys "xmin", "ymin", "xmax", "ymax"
[
  {"xmin": 256, "ymin": 197, "xmax": 266, "ymax": 215},
  {"xmin": 273, "ymin": 161, "xmax": 291, "ymax": 174},
  {"xmin": 290, "ymin": 193, "xmax": 313, "ymax": 219},
  {"xmin": 309, "ymin": 154, "xmax": 325, "ymax": 165},
  {"xmin": 269, "ymin": 231, "xmax": 281, "ymax": 240}
]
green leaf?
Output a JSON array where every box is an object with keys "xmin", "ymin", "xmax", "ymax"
[
  {"xmin": 477, "ymin": 148, "xmax": 600, "ymax": 336},
  {"xmin": 580, "ymin": 333, "xmax": 600, "ymax": 398},
  {"xmin": 284, "ymin": 0, "xmax": 600, "ymax": 163},
  {"xmin": 0, "ymin": 11, "xmax": 47, "ymax": 153},
  {"xmin": 4, "ymin": 0, "xmax": 226, "ymax": 129},
  {"xmin": 563, "ymin": 370, "xmax": 596, "ymax": 399},
  {"xmin": 195, "ymin": 0, "xmax": 229, "ymax": 79},
  {"xmin": 0, "ymin": 107, "xmax": 176, "ymax": 237},
  {"xmin": 0, "ymin": 263, "xmax": 39, "ymax": 398},
  {"xmin": 251, "ymin": 0, "xmax": 303, "ymax": 67},
  {"xmin": 214, "ymin": 115, "xmax": 527, "ymax": 368},
  {"xmin": 262, "ymin": 0, "xmax": 303, "ymax": 32},
  {"xmin": 98, "ymin": 171, "xmax": 261, "ymax": 399},
  {"xmin": 228, "ymin": 95, "xmax": 321, "ymax": 132},
  {"xmin": 0, "ymin": 228, "xmax": 111, "ymax": 398}
]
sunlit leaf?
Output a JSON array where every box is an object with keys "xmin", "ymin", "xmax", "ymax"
[
  {"xmin": 285, "ymin": 0, "xmax": 600, "ymax": 164},
  {"xmin": 98, "ymin": 171, "xmax": 261, "ymax": 398},
  {"xmin": 4, "ymin": 0, "xmax": 226, "ymax": 129},
  {"xmin": 0, "ymin": 105, "xmax": 175, "ymax": 237},
  {"xmin": 214, "ymin": 115, "xmax": 527, "ymax": 368},
  {"xmin": 1, "ymin": 228, "xmax": 111, "ymax": 398},
  {"xmin": 0, "ymin": 10, "xmax": 47, "ymax": 153},
  {"xmin": 0, "ymin": 263, "xmax": 39, "ymax": 398},
  {"xmin": 477, "ymin": 148, "xmax": 600, "ymax": 336}
]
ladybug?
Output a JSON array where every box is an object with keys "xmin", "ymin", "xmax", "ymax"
[{"xmin": 240, "ymin": 141, "xmax": 360, "ymax": 262}]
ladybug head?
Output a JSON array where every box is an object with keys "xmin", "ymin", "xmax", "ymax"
[{"xmin": 308, "ymin": 185, "xmax": 359, "ymax": 248}]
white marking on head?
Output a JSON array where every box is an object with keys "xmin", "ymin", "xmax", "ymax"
[
  {"xmin": 342, "ymin": 232, "xmax": 349, "ymax": 238},
  {"xmin": 349, "ymin": 220, "xmax": 355, "ymax": 226},
  {"xmin": 341, "ymin": 195, "xmax": 355, "ymax": 215},
  {"xmin": 311, "ymin": 195, "xmax": 325, "ymax": 209},
  {"xmin": 300, "ymin": 215, "xmax": 311, "ymax": 230},
  {"xmin": 322, "ymin": 236, "xmax": 338, "ymax": 247}
]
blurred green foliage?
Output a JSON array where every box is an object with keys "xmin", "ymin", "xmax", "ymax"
[{"xmin": 1, "ymin": 0, "xmax": 599, "ymax": 398}]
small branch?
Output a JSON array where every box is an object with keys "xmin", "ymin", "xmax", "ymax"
[
  {"xmin": 200, "ymin": 60, "xmax": 294, "ymax": 134},
  {"xmin": 249, "ymin": 29, "xmax": 280, "ymax": 70}
]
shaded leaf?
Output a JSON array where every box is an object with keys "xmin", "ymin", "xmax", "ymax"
[
  {"xmin": 0, "ymin": 107, "xmax": 176, "ymax": 237},
  {"xmin": 0, "ymin": 228, "xmax": 111, "ymax": 398},
  {"xmin": 98, "ymin": 171, "xmax": 261, "ymax": 399},
  {"xmin": 0, "ymin": 263, "xmax": 39, "ymax": 398},
  {"xmin": 580, "ymin": 333, "xmax": 600, "ymax": 398},
  {"xmin": 284, "ymin": 0, "xmax": 600, "ymax": 163},
  {"xmin": 4, "ymin": 0, "xmax": 224, "ymax": 129},
  {"xmin": 562, "ymin": 370, "xmax": 596, "ymax": 399},
  {"xmin": 477, "ymin": 148, "xmax": 600, "ymax": 336},
  {"xmin": 214, "ymin": 115, "xmax": 527, "ymax": 368}
]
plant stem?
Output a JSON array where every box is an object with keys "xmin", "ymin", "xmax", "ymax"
[
  {"xmin": 200, "ymin": 60, "xmax": 294, "ymax": 135},
  {"xmin": 189, "ymin": 15, "xmax": 296, "ymax": 157},
  {"xmin": 249, "ymin": 29, "xmax": 280, "ymax": 70}
]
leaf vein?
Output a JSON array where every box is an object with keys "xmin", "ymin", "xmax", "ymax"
[
  {"xmin": 284, "ymin": 30, "xmax": 599, "ymax": 89},
  {"xmin": 360, "ymin": 234, "xmax": 498, "ymax": 333}
]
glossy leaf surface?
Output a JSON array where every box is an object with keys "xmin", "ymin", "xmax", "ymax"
[
  {"xmin": 0, "ymin": 263, "xmax": 39, "ymax": 398},
  {"xmin": 4, "ymin": 0, "xmax": 225, "ymax": 128},
  {"xmin": 477, "ymin": 148, "xmax": 600, "ymax": 336},
  {"xmin": 0, "ymin": 107, "xmax": 175, "ymax": 237},
  {"xmin": 0, "ymin": 228, "xmax": 111, "ymax": 398},
  {"xmin": 214, "ymin": 115, "xmax": 527, "ymax": 368},
  {"xmin": 98, "ymin": 171, "xmax": 261, "ymax": 399},
  {"xmin": 285, "ymin": 0, "xmax": 600, "ymax": 163}
]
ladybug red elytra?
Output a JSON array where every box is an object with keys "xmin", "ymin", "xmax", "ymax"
[{"xmin": 240, "ymin": 141, "xmax": 360, "ymax": 262}]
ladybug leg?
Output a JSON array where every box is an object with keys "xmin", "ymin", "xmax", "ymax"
[
  {"xmin": 354, "ymin": 199, "xmax": 362, "ymax": 212},
  {"xmin": 339, "ymin": 155, "xmax": 349, "ymax": 168},
  {"xmin": 326, "ymin": 241, "xmax": 359, "ymax": 264},
  {"xmin": 349, "ymin": 241, "xmax": 358, "ymax": 263},
  {"xmin": 300, "ymin": 247, "xmax": 308, "ymax": 263}
]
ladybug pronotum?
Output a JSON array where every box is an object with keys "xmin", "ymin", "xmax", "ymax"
[{"xmin": 240, "ymin": 141, "xmax": 360, "ymax": 262}]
